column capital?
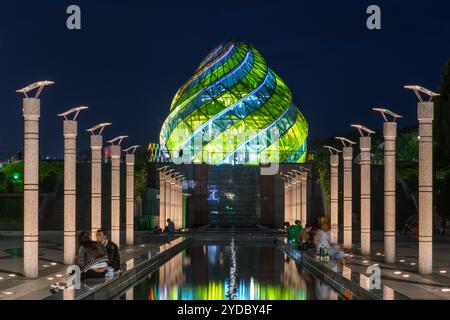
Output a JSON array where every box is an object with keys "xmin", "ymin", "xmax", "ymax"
[
  {"xmin": 125, "ymin": 154, "xmax": 135, "ymax": 165},
  {"xmin": 418, "ymin": 101, "xmax": 434, "ymax": 121},
  {"xmin": 90, "ymin": 135, "xmax": 103, "ymax": 149},
  {"xmin": 111, "ymin": 145, "xmax": 121, "ymax": 158},
  {"xmin": 63, "ymin": 120, "xmax": 77, "ymax": 136},
  {"xmin": 359, "ymin": 136, "xmax": 371, "ymax": 151},
  {"xmin": 23, "ymin": 98, "xmax": 40, "ymax": 120},
  {"xmin": 330, "ymin": 154, "xmax": 339, "ymax": 166},
  {"xmin": 383, "ymin": 122, "xmax": 397, "ymax": 138},
  {"xmin": 343, "ymin": 146, "xmax": 353, "ymax": 159}
]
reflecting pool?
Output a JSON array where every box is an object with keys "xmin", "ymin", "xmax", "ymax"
[{"xmin": 117, "ymin": 243, "xmax": 341, "ymax": 300}]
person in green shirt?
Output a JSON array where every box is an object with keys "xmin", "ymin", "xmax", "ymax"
[{"xmin": 288, "ymin": 220, "xmax": 303, "ymax": 248}]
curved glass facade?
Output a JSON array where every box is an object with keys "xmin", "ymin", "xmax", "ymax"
[{"xmin": 160, "ymin": 41, "xmax": 309, "ymax": 165}]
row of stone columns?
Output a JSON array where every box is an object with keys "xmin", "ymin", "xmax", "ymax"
[
  {"xmin": 325, "ymin": 85, "xmax": 437, "ymax": 274},
  {"xmin": 18, "ymin": 81, "xmax": 139, "ymax": 277},
  {"xmin": 283, "ymin": 170, "xmax": 308, "ymax": 226},
  {"xmin": 159, "ymin": 168, "xmax": 184, "ymax": 230}
]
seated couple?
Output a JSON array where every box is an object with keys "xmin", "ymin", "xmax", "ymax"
[{"xmin": 50, "ymin": 229, "xmax": 121, "ymax": 293}]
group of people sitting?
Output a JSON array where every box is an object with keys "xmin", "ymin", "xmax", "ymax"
[
  {"xmin": 50, "ymin": 228, "xmax": 121, "ymax": 293},
  {"xmin": 153, "ymin": 218, "xmax": 176, "ymax": 233},
  {"xmin": 286, "ymin": 220, "xmax": 345, "ymax": 261}
]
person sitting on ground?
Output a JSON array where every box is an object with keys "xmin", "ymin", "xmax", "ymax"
[
  {"xmin": 77, "ymin": 231, "xmax": 110, "ymax": 280},
  {"xmin": 284, "ymin": 222, "xmax": 290, "ymax": 231},
  {"xmin": 166, "ymin": 218, "xmax": 175, "ymax": 233},
  {"xmin": 289, "ymin": 220, "xmax": 303, "ymax": 244},
  {"xmin": 49, "ymin": 231, "xmax": 112, "ymax": 293},
  {"xmin": 317, "ymin": 223, "xmax": 345, "ymax": 261},
  {"xmin": 298, "ymin": 224, "xmax": 312, "ymax": 250},
  {"xmin": 96, "ymin": 228, "xmax": 121, "ymax": 272}
]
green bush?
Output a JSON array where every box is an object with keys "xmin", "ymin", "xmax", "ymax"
[{"xmin": 0, "ymin": 197, "xmax": 23, "ymax": 224}]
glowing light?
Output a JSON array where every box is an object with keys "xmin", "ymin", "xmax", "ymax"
[
  {"xmin": 402, "ymin": 274, "xmax": 410, "ymax": 278},
  {"xmin": 441, "ymin": 288, "xmax": 450, "ymax": 293},
  {"xmin": 439, "ymin": 270, "xmax": 447, "ymax": 274},
  {"xmin": 394, "ymin": 271, "xmax": 402, "ymax": 275}
]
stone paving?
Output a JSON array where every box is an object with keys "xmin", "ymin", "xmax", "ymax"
[
  {"xmin": 0, "ymin": 231, "xmax": 170, "ymax": 300},
  {"xmin": 346, "ymin": 236, "xmax": 450, "ymax": 299}
]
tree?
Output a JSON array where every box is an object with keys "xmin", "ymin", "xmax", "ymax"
[{"xmin": 435, "ymin": 59, "xmax": 450, "ymax": 168}]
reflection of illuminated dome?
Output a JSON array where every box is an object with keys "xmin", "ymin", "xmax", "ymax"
[{"xmin": 160, "ymin": 40, "xmax": 309, "ymax": 165}]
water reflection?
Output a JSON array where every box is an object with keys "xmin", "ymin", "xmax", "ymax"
[{"xmin": 121, "ymin": 245, "xmax": 340, "ymax": 300}]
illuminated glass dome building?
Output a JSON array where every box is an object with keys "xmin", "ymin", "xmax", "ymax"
[{"xmin": 160, "ymin": 41, "xmax": 309, "ymax": 165}]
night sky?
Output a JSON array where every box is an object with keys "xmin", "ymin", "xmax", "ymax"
[{"xmin": 1, "ymin": 0, "xmax": 449, "ymax": 159}]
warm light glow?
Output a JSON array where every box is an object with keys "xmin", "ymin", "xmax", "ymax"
[{"xmin": 394, "ymin": 271, "xmax": 402, "ymax": 275}]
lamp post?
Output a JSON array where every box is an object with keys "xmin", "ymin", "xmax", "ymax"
[
  {"xmin": 300, "ymin": 167, "xmax": 309, "ymax": 226},
  {"xmin": 58, "ymin": 106, "xmax": 88, "ymax": 265},
  {"xmin": 351, "ymin": 124, "xmax": 375, "ymax": 255},
  {"xmin": 17, "ymin": 81, "xmax": 54, "ymax": 278},
  {"xmin": 158, "ymin": 166, "xmax": 170, "ymax": 229},
  {"xmin": 335, "ymin": 137, "xmax": 356, "ymax": 249},
  {"xmin": 374, "ymin": 108, "xmax": 402, "ymax": 263},
  {"xmin": 284, "ymin": 173, "xmax": 296, "ymax": 224},
  {"xmin": 123, "ymin": 145, "xmax": 141, "ymax": 246},
  {"xmin": 292, "ymin": 170, "xmax": 303, "ymax": 224},
  {"xmin": 165, "ymin": 169, "xmax": 174, "ymax": 226},
  {"xmin": 86, "ymin": 123, "xmax": 111, "ymax": 239},
  {"xmin": 107, "ymin": 135, "xmax": 128, "ymax": 247},
  {"xmin": 404, "ymin": 85, "xmax": 440, "ymax": 274},
  {"xmin": 324, "ymin": 146, "xmax": 341, "ymax": 243}
]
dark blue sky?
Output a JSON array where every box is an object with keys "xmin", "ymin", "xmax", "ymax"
[{"xmin": 1, "ymin": 0, "xmax": 449, "ymax": 158}]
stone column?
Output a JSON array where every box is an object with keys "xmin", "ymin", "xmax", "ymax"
[
  {"xmin": 289, "ymin": 180, "xmax": 294, "ymax": 224},
  {"xmin": 384, "ymin": 122, "xmax": 397, "ymax": 263},
  {"xmin": 301, "ymin": 172, "xmax": 307, "ymax": 226},
  {"xmin": 360, "ymin": 136, "xmax": 372, "ymax": 255},
  {"xmin": 418, "ymin": 102, "xmax": 434, "ymax": 274},
  {"xmin": 330, "ymin": 155, "xmax": 339, "ymax": 243},
  {"xmin": 296, "ymin": 175, "xmax": 301, "ymax": 222},
  {"xmin": 343, "ymin": 147, "xmax": 353, "ymax": 249},
  {"xmin": 110, "ymin": 146, "xmax": 121, "ymax": 247},
  {"xmin": 291, "ymin": 178, "xmax": 297, "ymax": 223},
  {"xmin": 23, "ymin": 98, "xmax": 40, "ymax": 278},
  {"xmin": 284, "ymin": 181, "xmax": 288, "ymax": 223},
  {"xmin": 90, "ymin": 135, "xmax": 103, "ymax": 239},
  {"xmin": 165, "ymin": 176, "xmax": 172, "ymax": 227},
  {"xmin": 125, "ymin": 154, "xmax": 135, "ymax": 246},
  {"xmin": 159, "ymin": 171, "xmax": 166, "ymax": 228},
  {"xmin": 171, "ymin": 177, "xmax": 176, "ymax": 228},
  {"xmin": 63, "ymin": 120, "xmax": 77, "ymax": 265}
]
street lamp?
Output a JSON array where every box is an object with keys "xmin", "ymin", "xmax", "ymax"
[
  {"xmin": 373, "ymin": 107, "xmax": 402, "ymax": 263},
  {"xmin": 57, "ymin": 106, "xmax": 89, "ymax": 265},
  {"xmin": 86, "ymin": 123, "xmax": 111, "ymax": 239},
  {"xmin": 324, "ymin": 145, "xmax": 342, "ymax": 243},
  {"xmin": 335, "ymin": 136, "xmax": 356, "ymax": 249},
  {"xmin": 123, "ymin": 145, "xmax": 141, "ymax": 245},
  {"xmin": 351, "ymin": 124, "xmax": 375, "ymax": 255},
  {"xmin": 107, "ymin": 135, "xmax": 128, "ymax": 247},
  {"xmin": 404, "ymin": 84, "xmax": 440, "ymax": 274},
  {"xmin": 17, "ymin": 80, "xmax": 54, "ymax": 278}
]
